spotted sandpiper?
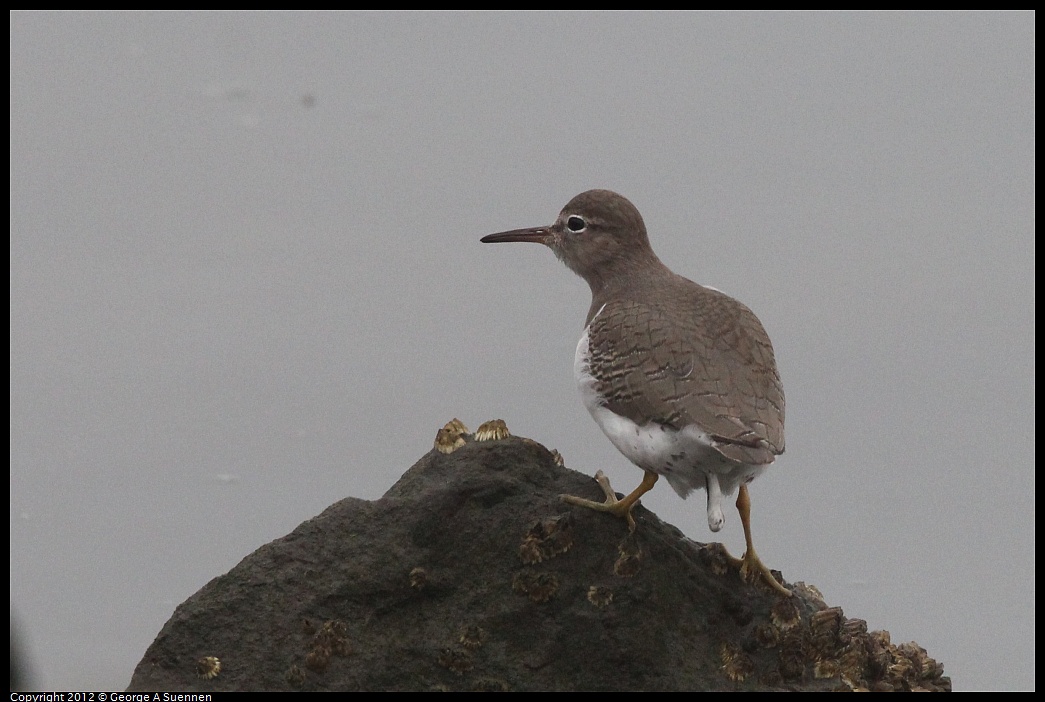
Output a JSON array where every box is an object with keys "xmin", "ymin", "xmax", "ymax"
[{"xmin": 481, "ymin": 189, "xmax": 789, "ymax": 596}]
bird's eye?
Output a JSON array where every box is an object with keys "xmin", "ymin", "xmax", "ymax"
[{"xmin": 566, "ymin": 215, "xmax": 587, "ymax": 232}]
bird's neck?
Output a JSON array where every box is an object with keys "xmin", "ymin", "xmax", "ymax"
[{"xmin": 583, "ymin": 254, "xmax": 674, "ymax": 325}]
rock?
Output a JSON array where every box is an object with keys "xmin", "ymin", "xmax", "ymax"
[{"xmin": 127, "ymin": 424, "xmax": 950, "ymax": 691}]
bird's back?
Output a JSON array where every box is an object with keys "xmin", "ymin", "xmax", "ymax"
[{"xmin": 583, "ymin": 272, "xmax": 784, "ymax": 467}]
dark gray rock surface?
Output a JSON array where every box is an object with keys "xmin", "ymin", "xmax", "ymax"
[{"xmin": 127, "ymin": 428, "xmax": 950, "ymax": 691}]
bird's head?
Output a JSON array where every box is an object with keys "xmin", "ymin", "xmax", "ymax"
[{"xmin": 481, "ymin": 189, "xmax": 662, "ymax": 292}]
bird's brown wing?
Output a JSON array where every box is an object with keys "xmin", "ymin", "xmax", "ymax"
[{"xmin": 585, "ymin": 290, "xmax": 785, "ymax": 465}]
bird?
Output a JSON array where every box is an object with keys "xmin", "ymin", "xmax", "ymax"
[{"xmin": 480, "ymin": 189, "xmax": 790, "ymax": 596}]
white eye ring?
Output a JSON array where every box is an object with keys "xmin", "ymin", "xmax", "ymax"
[{"xmin": 566, "ymin": 215, "xmax": 587, "ymax": 232}]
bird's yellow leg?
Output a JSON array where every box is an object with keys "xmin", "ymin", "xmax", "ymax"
[
  {"xmin": 561, "ymin": 470, "xmax": 659, "ymax": 531},
  {"xmin": 726, "ymin": 484, "xmax": 792, "ymax": 597}
]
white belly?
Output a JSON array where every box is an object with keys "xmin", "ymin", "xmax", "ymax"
[{"xmin": 574, "ymin": 325, "xmax": 767, "ymax": 532}]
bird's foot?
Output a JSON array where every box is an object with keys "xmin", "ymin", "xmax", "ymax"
[
  {"xmin": 560, "ymin": 470, "xmax": 639, "ymax": 531},
  {"xmin": 721, "ymin": 544, "xmax": 792, "ymax": 597}
]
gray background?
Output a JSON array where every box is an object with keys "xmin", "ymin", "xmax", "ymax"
[{"xmin": 9, "ymin": 11, "xmax": 1034, "ymax": 691}]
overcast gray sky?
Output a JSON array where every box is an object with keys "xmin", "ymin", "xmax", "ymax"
[{"xmin": 10, "ymin": 11, "xmax": 1034, "ymax": 691}]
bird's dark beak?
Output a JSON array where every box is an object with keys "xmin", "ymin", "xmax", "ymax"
[{"xmin": 480, "ymin": 226, "xmax": 553, "ymax": 245}]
